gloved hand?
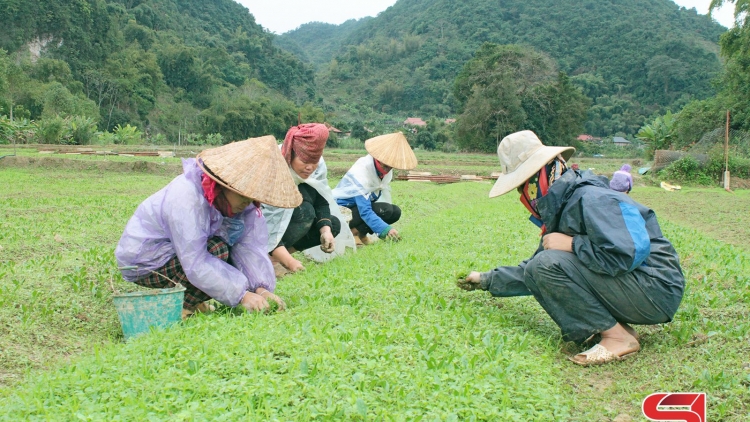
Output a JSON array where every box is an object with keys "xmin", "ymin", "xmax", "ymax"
[{"xmin": 456, "ymin": 271, "xmax": 482, "ymax": 291}]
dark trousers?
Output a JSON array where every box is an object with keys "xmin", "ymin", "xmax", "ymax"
[
  {"xmin": 279, "ymin": 204, "xmax": 341, "ymax": 251},
  {"xmin": 349, "ymin": 203, "xmax": 401, "ymax": 235},
  {"xmin": 522, "ymin": 250, "xmax": 673, "ymax": 344},
  {"xmin": 134, "ymin": 237, "xmax": 228, "ymax": 311}
]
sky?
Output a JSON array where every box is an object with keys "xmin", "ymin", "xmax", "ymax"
[{"xmin": 237, "ymin": 0, "xmax": 737, "ymax": 35}]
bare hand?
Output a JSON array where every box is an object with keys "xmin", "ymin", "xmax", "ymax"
[
  {"xmin": 240, "ymin": 291, "xmax": 269, "ymax": 313},
  {"xmin": 257, "ymin": 288, "xmax": 287, "ymax": 311},
  {"xmin": 386, "ymin": 228, "xmax": 401, "ymax": 241},
  {"xmin": 286, "ymin": 258, "xmax": 305, "ymax": 272},
  {"xmin": 320, "ymin": 231, "xmax": 336, "ymax": 253},
  {"xmin": 542, "ymin": 233, "xmax": 574, "ymax": 252},
  {"xmin": 457, "ymin": 271, "xmax": 482, "ymax": 291}
]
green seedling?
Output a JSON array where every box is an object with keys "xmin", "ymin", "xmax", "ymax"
[
  {"xmin": 455, "ymin": 271, "xmax": 481, "ymax": 291},
  {"xmin": 267, "ymin": 300, "xmax": 279, "ymax": 313}
]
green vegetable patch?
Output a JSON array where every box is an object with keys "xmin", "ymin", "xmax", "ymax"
[{"xmin": 0, "ymin": 167, "xmax": 748, "ymax": 420}]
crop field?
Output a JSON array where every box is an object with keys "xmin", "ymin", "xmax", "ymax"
[
  {"xmin": 0, "ymin": 145, "xmax": 630, "ymax": 178},
  {"xmin": 0, "ymin": 152, "xmax": 748, "ymax": 420}
]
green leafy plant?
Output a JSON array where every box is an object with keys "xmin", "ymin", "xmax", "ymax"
[
  {"xmin": 69, "ymin": 116, "xmax": 97, "ymax": 145},
  {"xmin": 36, "ymin": 116, "xmax": 71, "ymax": 144},
  {"xmin": 636, "ymin": 110, "xmax": 676, "ymax": 159},
  {"xmin": 112, "ymin": 124, "xmax": 143, "ymax": 145},
  {"xmin": 660, "ymin": 155, "xmax": 714, "ymax": 185}
]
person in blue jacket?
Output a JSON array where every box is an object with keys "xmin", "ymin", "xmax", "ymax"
[
  {"xmin": 332, "ymin": 132, "xmax": 418, "ymax": 245},
  {"xmin": 458, "ymin": 131, "xmax": 685, "ymax": 366}
]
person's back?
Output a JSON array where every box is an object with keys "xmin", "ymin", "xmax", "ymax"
[
  {"xmin": 548, "ymin": 171, "xmax": 684, "ymax": 301},
  {"xmin": 610, "ymin": 164, "xmax": 633, "ymax": 193}
]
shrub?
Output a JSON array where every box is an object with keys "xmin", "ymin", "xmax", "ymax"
[
  {"xmin": 69, "ymin": 116, "xmax": 97, "ymax": 145},
  {"xmin": 0, "ymin": 116, "xmax": 11, "ymax": 145},
  {"xmin": 350, "ymin": 122, "xmax": 369, "ymax": 141},
  {"xmin": 112, "ymin": 124, "xmax": 142, "ymax": 145},
  {"xmin": 94, "ymin": 131, "xmax": 116, "ymax": 145},
  {"xmin": 184, "ymin": 133, "xmax": 202, "ymax": 146},
  {"xmin": 660, "ymin": 156, "xmax": 714, "ymax": 185},
  {"xmin": 37, "ymin": 116, "xmax": 71, "ymax": 144},
  {"xmin": 147, "ymin": 133, "xmax": 167, "ymax": 145},
  {"xmin": 205, "ymin": 133, "xmax": 223, "ymax": 146},
  {"xmin": 336, "ymin": 137, "xmax": 366, "ymax": 150},
  {"xmin": 5, "ymin": 119, "xmax": 37, "ymax": 145},
  {"xmin": 704, "ymin": 145, "xmax": 750, "ymax": 179},
  {"xmin": 326, "ymin": 132, "xmax": 339, "ymax": 148},
  {"xmin": 441, "ymin": 139, "xmax": 460, "ymax": 153},
  {"xmin": 416, "ymin": 131, "xmax": 436, "ymax": 150}
]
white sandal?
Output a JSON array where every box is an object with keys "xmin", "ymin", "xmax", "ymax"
[{"xmin": 569, "ymin": 344, "xmax": 639, "ymax": 366}]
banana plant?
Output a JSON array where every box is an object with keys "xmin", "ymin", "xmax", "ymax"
[{"xmin": 636, "ymin": 110, "xmax": 676, "ymax": 158}]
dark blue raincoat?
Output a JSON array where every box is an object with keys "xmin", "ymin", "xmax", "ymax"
[{"xmin": 480, "ymin": 170, "xmax": 684, "ymax": 343}]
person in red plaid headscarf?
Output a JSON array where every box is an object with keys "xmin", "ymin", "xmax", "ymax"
[{"xmin": 263, "ymin": 123, "xmax": 356, "ymax": 277}]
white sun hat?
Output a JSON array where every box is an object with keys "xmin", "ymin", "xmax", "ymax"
[{"xmin": 489, "ymin": 130, "xmax": 575, "ymax": 198}]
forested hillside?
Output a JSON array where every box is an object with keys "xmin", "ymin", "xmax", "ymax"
[
  {"xmin": 282, "ymin": 0, "xmax": 725, "ymax": 137},
  {"xmin": 0, "ymin": 0, "xmax": 731, "ymax": 149},
  {"xmin": 276, "ymin": 19, "xmax": 370, "ymax": 67},
  {"xmin": 0, "ymin": 0, "xmax": 319, "ymax": 142}
]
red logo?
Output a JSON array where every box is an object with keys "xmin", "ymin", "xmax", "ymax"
[{"xmin": 642, "ymin": 393, "xmax": 706, "ymax": 422}]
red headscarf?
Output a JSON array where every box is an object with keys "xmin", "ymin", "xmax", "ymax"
[
  {"xmin": 201, "ymin": 172, "xmax": 261, "ymax": 217},
  {"xmin": 281, "ymin": 123, "xmax": 329, "ymax": 165}
]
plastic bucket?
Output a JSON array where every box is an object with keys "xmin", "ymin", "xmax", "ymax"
[{"xmin": 113, "ymin": 286, "xmax": 185, "ymax": 340}]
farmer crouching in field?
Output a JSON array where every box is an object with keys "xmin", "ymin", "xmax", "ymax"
[
  {"xmin": 610, "ymin": 164, "xmax": 634, "ymax": 194},
  {"xmin": 333, "ymin": 132, "xmax": 418, "ymax": 245},
  {"xmin": 264, "ymin": 124, "xmax": 355, "ymax": 277},
  {"xmin": 458, "ymin": 131, "xmax": 685, "ymax": 366},
  {"xmin": 115, "ymin": 136, "xmax": 299, "ymax": 319}
]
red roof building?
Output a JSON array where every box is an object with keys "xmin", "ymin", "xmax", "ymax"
[{"xmin": 404, "ymin": 117, "xmax": 427, "ymax": 127}]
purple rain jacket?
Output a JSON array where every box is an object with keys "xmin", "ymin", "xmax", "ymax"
[{"xmin": 115, "ymin": 158, "xmax": 275, "ymax": 306}]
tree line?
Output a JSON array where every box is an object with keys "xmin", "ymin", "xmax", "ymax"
[
  {"xmin": 0, "ymin": 0, "xmax": 733, "ymax": 153},
  {"xmin": 283, "ymin": 0, "xmax": 725, "ymax": 142},
  {"xmin": 0, "ymin": 0, "xmax": 322, "ymax": 145}
]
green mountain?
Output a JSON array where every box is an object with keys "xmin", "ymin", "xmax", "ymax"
[
  {"xmin": 0, "ymin": 0, "xmax": 317, "ymax": 141},
  {"xmin": 281, "ymin": 0, "xmax": 725, "ymax": 136},
  {"xmin": 0, "ymin": 0, "xmax": 729, "ymax": 145},
  {"xmin": 276, "ymin": 19, "xmax": 371, "ymax": 67}
]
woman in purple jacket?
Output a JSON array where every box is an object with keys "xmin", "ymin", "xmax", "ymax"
[
  {"xmin": 610, "ymin": 164, "xmax": 633, "ymax": 193},
  {"xmin": 115, "ymin": 136, "xmax": 301, "ymax": 318}
]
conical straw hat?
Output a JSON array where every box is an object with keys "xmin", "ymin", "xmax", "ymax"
[
  {"xmin": 364, "ymin": 132, "xmax": 418, "ymax": 170},
  {"xmin": 197, "ymin": 136, "xmax": 302, "ymax": 208}
]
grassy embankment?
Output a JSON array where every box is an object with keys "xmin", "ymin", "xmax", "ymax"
[{"xmin": 0, "ymin": 149, "xmax": 748, "ymax": 420}]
